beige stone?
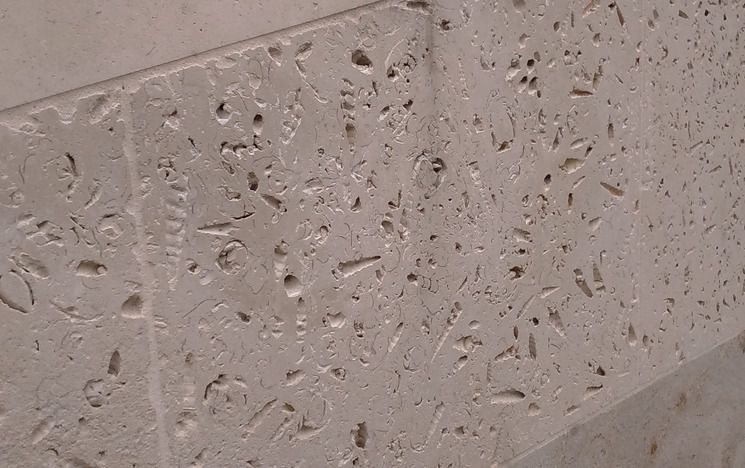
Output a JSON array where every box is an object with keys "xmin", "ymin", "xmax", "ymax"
[
  {"xmin": 0, "ymin": 0, "xmax": 378, "ymax": 110},
  {"xmin": 0, "ymin": 0, "xmax": 743, "ymax": 466}
]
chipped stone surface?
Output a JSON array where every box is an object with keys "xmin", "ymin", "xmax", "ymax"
[{"xmin": 0, "ymin": 0, "xmax": 743, "ymax": 466}]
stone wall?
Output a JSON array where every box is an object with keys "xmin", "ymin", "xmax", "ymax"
[{"xmin": 0, "ymin": 1, "xmax": 743, "ymax": 466}]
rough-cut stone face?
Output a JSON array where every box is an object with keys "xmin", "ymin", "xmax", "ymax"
[{"xmin": 0, "ymin": 1, "xmax": 743, "ymax": 467}]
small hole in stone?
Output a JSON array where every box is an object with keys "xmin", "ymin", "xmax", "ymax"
[
  {"xmin": 247, "ymin": 172, "xmax": 259, "ymax": 191},
  {"xmin": 432, "ymin": 158, "xmax": 445, "ymax": 173},
  {"xmin": 253, "ymin": 114, "xmax": 263, "ymax": 135},
  {"xmin": 345, "ymin": 123, "xmax": 356, "ymax": 141},
  {"xmin": 267, "ymin": 45, "xmax": 282, "ymax": 60},
  {"xmin": 216, "ymin": 102, "xmax": 230, "ymax": 123},
  {"xmin": 352, "ymin": 422, "xmax": 368, "ymax": 448},
  {"xmin": 351, "ymin": 50, "xmax": 373, "ymax": 70}
]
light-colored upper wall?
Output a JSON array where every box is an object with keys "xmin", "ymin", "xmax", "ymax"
[{"xmin": 0, "ymin": 0, "xmax": 376, "ymax": 110}]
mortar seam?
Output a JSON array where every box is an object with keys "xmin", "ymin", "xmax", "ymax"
[{"xmin": 121, "ymin": 89, "xmax": 173, "ymax": 467}]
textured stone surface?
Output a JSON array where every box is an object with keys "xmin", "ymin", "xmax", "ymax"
[
  {"xmin": 507, "ymin": 330, "xmax": 745, "ymax": 468},
  {"xmin": 428, "ymin": 0, "xmax": 745, "ymax": 462},
  {"xmin": 0, "ymin": 0, "xmax": 743, "ymax": 466},
  {"xmin": 0, "ymin": 0, "xmax": 379, "ymax": 111}
]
